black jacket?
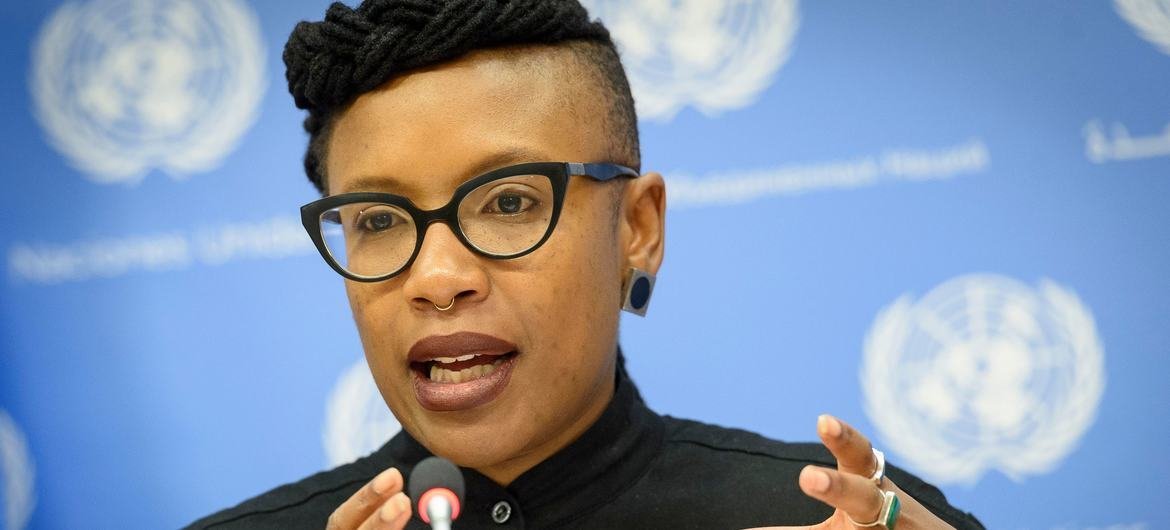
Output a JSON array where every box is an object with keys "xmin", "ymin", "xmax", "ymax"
[{"xmin": 188, "ymin": 365, "xmax": 983, "ymax": 529}]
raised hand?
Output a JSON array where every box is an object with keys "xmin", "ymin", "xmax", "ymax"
[
  {"xmin": 747, "ymin": 415, "xmax": 954, "ymax": 530},
  {"xmin": 326, "ymin": 467, "xmax": 413, "ymax": 530}
]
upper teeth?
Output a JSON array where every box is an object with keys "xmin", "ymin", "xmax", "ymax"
[{"xmin": 434, "ymin": 354, "xmax": 479, "ymax": 364}]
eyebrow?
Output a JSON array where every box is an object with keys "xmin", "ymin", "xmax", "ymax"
[{"xmin": 336, "ymin": 146, "xmax": 556, "ymax": 195}]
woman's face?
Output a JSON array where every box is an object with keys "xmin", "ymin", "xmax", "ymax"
[{"xmin": 324, "ymin": 46, "xmax": 664, "ymax": 483}]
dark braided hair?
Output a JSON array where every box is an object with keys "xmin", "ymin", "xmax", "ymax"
[{"xmin": 283, "ymin": 0, "xmax": 640, "ymax": 194}]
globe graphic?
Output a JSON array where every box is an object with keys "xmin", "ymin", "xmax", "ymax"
[
  {"xmin": 66, "ymin": 1, "xmax": 229, "ymax": 145},
  {"xmin": 899, "ymin": 277, "xmax": 1066, "ymax": 449},
  {"xmin": 579, "ymin": 0, "xmax": 798, "ymax": 120},
  {"xmin": 31, "ymin": 0, "xmax": 266, "ymax": 182},
  {"xmin": 863, "ymin": 274, "xmax": 1103, "ymax": 483}
]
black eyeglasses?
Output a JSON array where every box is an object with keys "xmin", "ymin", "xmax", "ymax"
[{"xmin": 301, "ymin": 162, "xmax": 639, "ymax": 282}]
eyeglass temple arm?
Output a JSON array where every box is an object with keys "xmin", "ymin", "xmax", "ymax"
[{"xmin": 571, "ymin": 162, "xmax": 640, "ymax": 181}]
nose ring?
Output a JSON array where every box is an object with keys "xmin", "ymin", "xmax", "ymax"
[{"xmin": 434, "ymin": 297, "xmax": 456, "ymax": 312}]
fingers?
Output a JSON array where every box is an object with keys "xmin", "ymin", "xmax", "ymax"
[
  {"xmin": 356, "ymin": 492, "xmax": 412, "ymax": 530},
  {"xmin": 798, "ymin": 465, "xmax": 883, "ymax": 526},
  {"xmin": 327, "ymin": 467, "xmax": 410, "ymax": 530},
  {"xmin": 817, "ymin": 414, "xmax": 877, "ymax": 478}
]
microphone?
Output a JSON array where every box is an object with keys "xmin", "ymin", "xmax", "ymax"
[{"xmin": 408, "ymin": 457, "xmax": 465, "ymax": 530}]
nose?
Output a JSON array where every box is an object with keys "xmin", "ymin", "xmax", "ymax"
[{"xmin": 401, "ymin": 221, "xmax": 490, "ymax": 313}]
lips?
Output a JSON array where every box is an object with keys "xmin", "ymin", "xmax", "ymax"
[{"xmin": 408, "ymin": 332, "xmax": 518, "ymax": 411}]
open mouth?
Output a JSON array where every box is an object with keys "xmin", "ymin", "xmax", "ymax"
[
  {"xmin": 408, "ymin": 332, "xmax": 519, "ymax": 411},
  {"xmin": 411, "ymin": 351, "xmax": 518, "ymax": 384}
]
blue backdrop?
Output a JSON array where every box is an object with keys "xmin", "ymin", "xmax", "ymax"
[{"xmin": 2, "ymin": 1, "xmax": 1168, "ymax": 528}]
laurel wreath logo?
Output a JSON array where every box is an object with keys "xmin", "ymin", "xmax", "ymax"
[
  {"xmin": 861, "ymin": 275, "xmax": 1105, "ymax": 484},
  {"xmin": 0, "ymin": 410, "xmax": 35, "ymax": 530},
  {"xmin": 30, "ymin": 0, "xmax": 266, "ymax": 184},
  {"xmin": 580, "ymin": 0, "xmax": 799, "ymax": 122}
]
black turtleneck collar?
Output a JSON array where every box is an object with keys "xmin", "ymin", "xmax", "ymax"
[{"xmin": 380, "ymin": 351, "xmax": 666, "ymax": 528}]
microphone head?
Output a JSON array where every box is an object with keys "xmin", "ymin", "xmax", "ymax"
[{"xmin": 408, "ymin": 457, "xmax": 465, "ymax": 523}]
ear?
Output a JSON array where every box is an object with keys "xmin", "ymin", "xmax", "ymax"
[{"xmin": 618, "ymin": 171, "xmax": 666, "ymax": 275}]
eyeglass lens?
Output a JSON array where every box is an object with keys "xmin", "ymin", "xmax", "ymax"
[{"xmin": 318, "ymin": 173, "xmax": 556, "ymax": 278}]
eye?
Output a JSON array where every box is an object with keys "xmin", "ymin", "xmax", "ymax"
[
  {"xmin": 484, "ymin": 191, "xmax": 537, "ymax": 215},
  {"xmin": 356, "ymin": 207, "xmax": 405, "ymax": 232},
  {"xmin": 496, "ymin": 193, "xmax": 523, "ymax": 214}
]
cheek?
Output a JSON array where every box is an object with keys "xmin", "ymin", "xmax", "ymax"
[
  {"xmin": 345, "ymin": 282, "xmax": 417, "ymax": 414},
  {"xmin": 345, "ymin": 282, "xmax": 398, "ymax": 357},
  {"xmin": 345, "ymin": 282, "xmax": 374, "ymax": 327},
  {"xmin": 518, "ymin": 208, "xmax": 622, "ymax": 363}
]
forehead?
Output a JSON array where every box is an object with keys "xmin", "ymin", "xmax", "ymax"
[{"xmin": 325, "ymin": 45, "xmax": 609, "ymax": 198}]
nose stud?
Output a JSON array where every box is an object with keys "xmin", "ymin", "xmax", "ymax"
[{"xmin": 434, "ymin": 297, "xmax": 456, "ymax": 312}]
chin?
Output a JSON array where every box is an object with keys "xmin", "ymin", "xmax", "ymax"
[{"xmin": 409, "ymin": 405, "xmax": 539, "ymax": 470}]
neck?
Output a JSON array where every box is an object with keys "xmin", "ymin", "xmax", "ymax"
[{"xmin": 474, "ymin": 360, "xmax": 617, "ymax": 486}]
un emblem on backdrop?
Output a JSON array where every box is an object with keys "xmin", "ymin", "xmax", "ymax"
[
  {"xmin": 579, "ymin": 0, "xmax": 799, "ymax": 121},
  {"xmin": 323, "ymin": 360, "xmax": 402, "ymax": 467},
  {"xmin": 861, "ymin": 275, "xmax": 1105, "ymax": 485},
  {"xmin": 30, "ymin": 0, "xmax": 266, "ymax": 184},
  {"xmin": 0, "ymin": 410, "xmax": 35, "ymax": 530}
]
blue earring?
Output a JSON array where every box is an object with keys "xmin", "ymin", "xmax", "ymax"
[{"xmin": 621, "ymin": 267, "xmax": 655, "ymax": 317}]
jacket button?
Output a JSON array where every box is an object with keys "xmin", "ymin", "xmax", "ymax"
[{"xmin": 491, "ymin": 500, "xmax": 512, "ymax": 524}]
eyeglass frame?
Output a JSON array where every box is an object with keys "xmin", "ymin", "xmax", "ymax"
[{"xmin": 300, "ymin": 161, "xmax": 640, "ymax": 282}]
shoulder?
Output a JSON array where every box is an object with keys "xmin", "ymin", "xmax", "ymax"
[
  {"xmin": 183, "ymin": 456, "xmax": 385, "ymax": 530},
  {"xmin": 658, "ymin": 416, "xmax": 985, "ymax": 530},
  {"xmin": 663, "ymin": 415, "xmax": 837, "ymax": 465}
]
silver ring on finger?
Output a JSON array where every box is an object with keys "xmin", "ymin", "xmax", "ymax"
[
  {"xmin": 846, "ymin": 489, "xmax": 901, "ymax": 530},
  {"xmin": 868, "ymin": 447, "xmax": 886, "ymax": 487}
]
